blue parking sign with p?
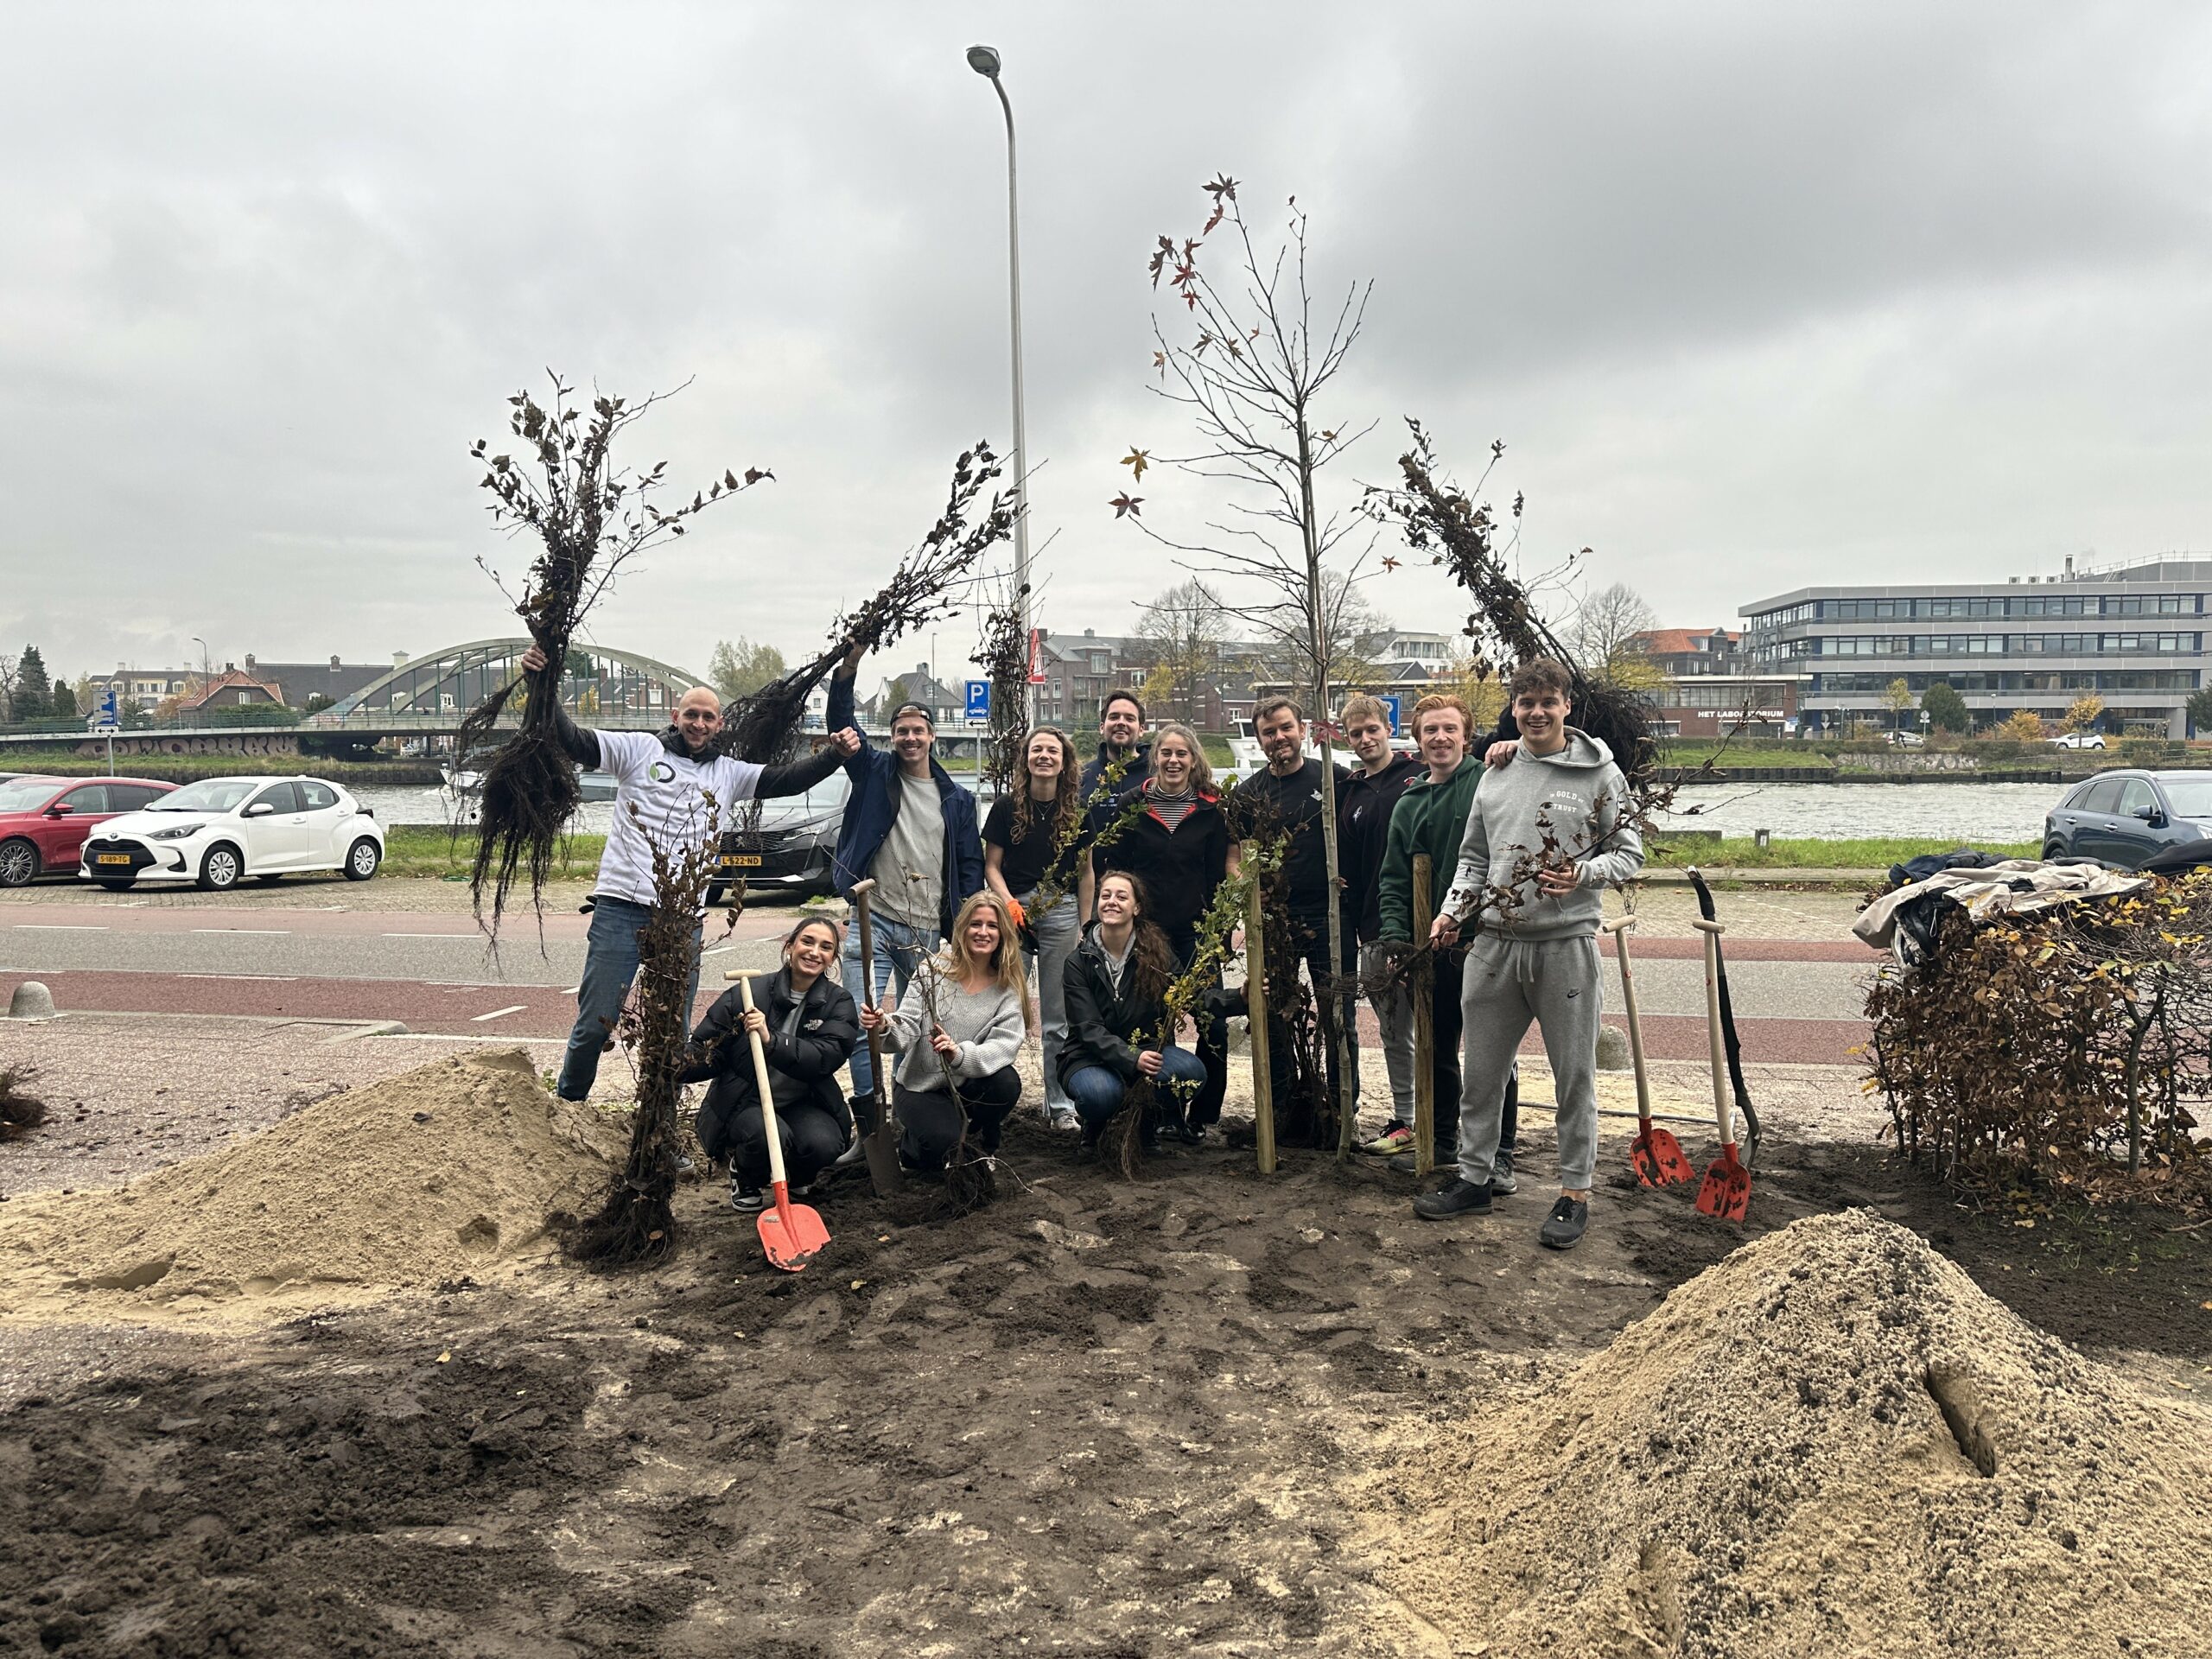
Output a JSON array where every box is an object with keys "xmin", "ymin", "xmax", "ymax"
[
  {"xmin": 1379, "ymin": 694, "xmax": 1402, "ymax": 734},
  {"xmin": 965, "ymin": 680, "xmax": 990, "ymax": 721}
]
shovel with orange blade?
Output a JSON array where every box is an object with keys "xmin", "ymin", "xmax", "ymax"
[
  {"xmin": 736, "ymin": 972, "xmax": 831, "ymax": 1272},
  {"xmin": 1691, "ymin": 917, "xmax": 1751, "ymax": 1222},
  {"xmin": 1603, "ymin": 915, "xmax": 1692, "ymax": 1187}
]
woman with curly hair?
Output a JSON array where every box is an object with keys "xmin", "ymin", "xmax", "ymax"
[
  {"xmin": 861, "ymin": 888, "xmax": 1030, "ymax": 1173},
  {"xmin": 982, "ymin": 724, "xmax": 1088, "ymax": 1130},
  {"xmin": 1058, "ymin": 869, "xmax": 1208, "ymax": 1154}
]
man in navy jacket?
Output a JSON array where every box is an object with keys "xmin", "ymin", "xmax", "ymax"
[{"xmin": 827, "ymin": 642, "xmax": 984, "ymax": 1100}]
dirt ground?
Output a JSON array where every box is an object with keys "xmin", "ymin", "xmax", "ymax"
[{"xmin": 3, "ymin": 1061, "xmax": 2208, "ymax": 1657}]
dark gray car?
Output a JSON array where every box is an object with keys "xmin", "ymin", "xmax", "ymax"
[{"xmin": 2042, "ymin": 770, "xmax": 2212, "ymax": 869}]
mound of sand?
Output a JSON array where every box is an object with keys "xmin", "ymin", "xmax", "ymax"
[
  {"xmin": 1361, "ymin": 1210, "xmax": 2212, "ymax": 1659},
  {"xmin": 0, "ymin": 1049, "xmax": 620, "ymax": 1311}
]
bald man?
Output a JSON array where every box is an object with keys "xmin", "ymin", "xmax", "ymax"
[{"xmin": 518, "ymin": 644, "xmax": 860, "ymax": 1102}]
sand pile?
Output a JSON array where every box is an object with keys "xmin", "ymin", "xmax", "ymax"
[
  {"xmin": 1361, "ymin": 1210, "xmax": 2212, "ymax": 1659},
  {"xmin": 0, "ymin": 1049, "xmax": 620, "ymax": 1312}
]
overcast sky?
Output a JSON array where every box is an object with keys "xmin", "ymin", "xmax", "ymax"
[{"xmin": 3, "ymin": 2, "xmax": 2209, "ymax": 685}]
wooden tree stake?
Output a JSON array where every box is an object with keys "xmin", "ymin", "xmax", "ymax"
[{"xmin": 1246, "ymin": 841, "xmax": 1276, "ymax": 1175}]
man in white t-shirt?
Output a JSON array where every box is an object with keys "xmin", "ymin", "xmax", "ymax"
[{"xmin": 518, "ymin": 643, "xmax": 859, "ymax": 1101}]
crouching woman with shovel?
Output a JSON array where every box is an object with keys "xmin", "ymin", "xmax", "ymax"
[
  {"xmin": 860, "ymin": 890, "xmax": 1029, "ymax": 1173},
  {"xmin": 683, "ymin": 917, "xmax": 861, "ymax": 1212}
]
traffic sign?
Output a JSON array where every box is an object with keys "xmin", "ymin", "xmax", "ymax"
[
  {"xmin": 1378, "ymin": 693, "xmax": 1402, "ymax": 734},
  {"xmin": 964, "ymin": 680, "xmax": 990, "ymax": 725},
  {"xmin": 92, "ymin": 685, "xmax": 120, "ymax": 732}
]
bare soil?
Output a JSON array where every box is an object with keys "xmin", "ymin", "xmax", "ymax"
[{"xmin": 3, "ymin": 1071, "xmax": 2208, "ymax": 1657}]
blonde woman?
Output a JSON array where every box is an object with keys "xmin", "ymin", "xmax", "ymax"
[
  {"xmin": 983, "ymin": 725, "xmax": 1088, "ymax": 1130},
  {"xmin": 861, "ymin": 889, "xmax": 1030, "ymax": 1172}
]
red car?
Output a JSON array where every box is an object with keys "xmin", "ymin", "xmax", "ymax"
[{"xmin": 0, "ymin": 775, "xmax": 176, "ymax": 887}]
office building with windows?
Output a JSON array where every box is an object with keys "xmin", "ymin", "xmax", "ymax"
[{"xmin": 1741, "ymin": 556, "xmax": 2208, "ymax": 736}]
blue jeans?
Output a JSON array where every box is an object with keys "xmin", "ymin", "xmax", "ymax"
[
  {"xmin": 1020, "ymin": 887, "xmax": 1079, "ymax": 1113},
  {"xmin": 842, "ymin": 911, "xmax": 938, "ymax": 1098},
  {"xmin": 1065, "ymin": 1046, "xmax": 1208, "ymax": 1128},
  {"xmin": 556, "ymin": 896, "xmax": 702, "ymax": 1101}
]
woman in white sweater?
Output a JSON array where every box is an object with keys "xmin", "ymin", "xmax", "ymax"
[{"xmin": 861, "ymin": 889, "xmax": 1030, "ymax": 1172}]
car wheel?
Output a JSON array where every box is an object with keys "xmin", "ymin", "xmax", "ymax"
[
  {"xmin": 198, "ymin": 842, "xmax": 245, "ymax": 892},
  {"xmin": 343, "ymin": 837, "xmax": 382, "ymax": 881},
  {"xmin": 98, "ymin": 880, "xmax": 134, "ymax": 893},
  {"xmin": 0, "ymin": 839, "xmax": 38, "ymax": 887},
  {"xmin": 2043, "ymin": 842, "xmax": 2065, "ymax": 861}
]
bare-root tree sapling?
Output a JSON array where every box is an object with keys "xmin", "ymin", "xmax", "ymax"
[
  {"xmin": 462, "ymin": 375, "xmax": 769, "ymax": 931},
  {"xmin": 563, "ymin": 794, "xmax": 728, "ymax": 1267}
]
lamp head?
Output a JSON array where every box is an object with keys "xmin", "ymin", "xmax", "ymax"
[{"xmin": 966, "ymin": 43, "xmax": 1002, "ymax": 77}]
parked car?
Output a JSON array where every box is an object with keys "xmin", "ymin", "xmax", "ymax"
[
  {"xmin": 2041, "ymin": 770, "xmax": 2212, "ymax": 869},
  {"xmin": 708, "ymin": 772, "xmax": 846, "ymax": 904},
  {"xmin": 0, "ymin": 775, "xmax": 175, "ymax": 887},
  {"xmin": 2050, "ymin": 731, "xmax": 2107, "ymax": 750},
  {"xmin": 80, "ymin": 774, "xmax": 385, "ymax": 891}
]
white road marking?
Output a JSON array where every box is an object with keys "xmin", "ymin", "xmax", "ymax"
[
  {"xmin": 12, "ymin": 924, "xmax": 108, "ymax": 931},
  {"xmin": 191, "ymin": 928, "xmax": 290, "ymax": 935},
  {"xmin": 178, "ymin": 973, "xmax": 298, "ymax": 982},
  {"xmin": 561, "ymin": 985, "xmax": 581, "ymax": 995},
  {"xmin": 472, "ymin": 1004, "xmax": 528, "ymax": 1022},
  {"xmin": 383, "ymin": 931, "xmax": 476, "ymax": 938}
]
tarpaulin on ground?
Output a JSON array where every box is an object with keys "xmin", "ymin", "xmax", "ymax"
[{"xmin": 1853, "ymin": 858, "xmax": 2149, "ymax": 965}]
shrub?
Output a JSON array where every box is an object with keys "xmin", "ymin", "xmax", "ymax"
[{"xmin": 1864, "ymin": 871, "xmax": 2212, "ymax": 1201}]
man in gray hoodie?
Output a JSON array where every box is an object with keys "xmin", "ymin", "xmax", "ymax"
[{"xmin": 1416, "ymin": 658, "xmax": 1643, "ymax": 1248}]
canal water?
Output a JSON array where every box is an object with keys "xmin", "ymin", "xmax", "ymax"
[{"xmin": 354, "ymin": 779, "xmax": 2068, "ymax": 845}]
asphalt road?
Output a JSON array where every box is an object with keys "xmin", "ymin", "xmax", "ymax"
[{"xmin": 0, "ymin": 897, "xmax": 1881, "ymax": 1061}]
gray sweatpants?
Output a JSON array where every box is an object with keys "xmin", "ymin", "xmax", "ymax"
[{"xmin": 1456, "ymin": 931, "xmax": 1602, "ymax": 1192}]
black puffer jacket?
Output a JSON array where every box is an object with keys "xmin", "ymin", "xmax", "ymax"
[
  {"xmin": 1058, "ymin": 922, "xmax": 1173, "ymax": 1089},
  {"xmin": 683, "ymin": 969, "xmax": 861, "ymax": 1157}
]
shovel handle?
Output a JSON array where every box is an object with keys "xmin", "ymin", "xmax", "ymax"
[
  {"xmin": 850, "ymin": 881, "xmax": 890, "ymax": 1104},
  {"xmin": 1693, "ymin": 919, "xmax": 1732, "ymax": 1145},
  {"xmin": 737, "ymin": 974, "xmax": 790, "ymax": 1189},
  {"xmin": 1605, "ymin": 917, "xmax": 1653, "ymax": 1122}
]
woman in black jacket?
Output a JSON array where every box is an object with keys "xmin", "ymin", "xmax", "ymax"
[
  {"xmin": 1059, "ymin": 871, "xmax": 1210, "ymax": 1152},
  {"xmin": 683, "ymin": 916, "xmax": 861, "ymax": 1212}
]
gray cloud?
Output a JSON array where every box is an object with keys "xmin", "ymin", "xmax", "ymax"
[{"xmin": 2, "ymin": 1, "xmax": 2207, "ymax": 685}]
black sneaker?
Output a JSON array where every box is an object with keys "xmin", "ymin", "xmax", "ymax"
[
  {"xmin": 732, "ymin": 1184, "xmax": 765, "ymax": 1213},
  {"xmin": 1538, "ymin": 1195, "xmax": 1589, "ymax": 1250},
  {"xmin": 1414, "ymin": 1178, "xmax": 1493, "ymax": 1221},
  {"xmin": 1491, "ymin": 1147, "xmax": 1517, "ymax": 1196}
]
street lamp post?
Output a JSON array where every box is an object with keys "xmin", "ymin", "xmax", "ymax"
[
  {"xmin": 189, "ymin": 636, "xmax": 209, "ymax": 702},
  {"xmin": 966, "ymin": 43, "xmax": 1034, "ymax": 723}
]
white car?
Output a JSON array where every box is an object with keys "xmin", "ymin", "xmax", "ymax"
[
  {"xmin": 79, "ymin": 775, "xmax": 385, "ymax": 891},
  {"xmin": 2050, "ymin": 731, "xmax": 2107, "ymax": 750}
]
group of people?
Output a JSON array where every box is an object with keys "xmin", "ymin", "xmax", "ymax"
[{"xmin": 535, "ymin": 639, "xmax": 1641, "ymax": 1252}]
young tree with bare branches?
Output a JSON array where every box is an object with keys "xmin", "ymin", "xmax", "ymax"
[{"xmin": 1115, "ymin": 175, "xmax": 1375, "ymax": 1148}]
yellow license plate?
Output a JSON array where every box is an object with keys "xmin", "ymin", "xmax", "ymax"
[
  {"xmin": 96, "ymin": 853, "xmax": 132, "ymax": 866},
  {"xmin": 720, "ymin": 854, "xmax": 762, "ymax": 868}
]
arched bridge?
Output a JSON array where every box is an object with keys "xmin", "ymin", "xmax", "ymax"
[{"xmin": 308, "ymin": 638, "xmax": 708, "ymax": 736}]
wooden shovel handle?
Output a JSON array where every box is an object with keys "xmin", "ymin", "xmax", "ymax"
[
  {"xmin": 850, "ymin": 881, "xmax": 889, "ymax": 1106},
  {"xmin": 1693, "ymin": 920, "xmax": 1732, "ymax": 1143},
  {"xmin": 1605, "ymin": 916, "xmax": 1652, "ymax": 1122},
  {"xmin": 737, "ymin": 974, "xmax": 789, "ymax": 1187}
]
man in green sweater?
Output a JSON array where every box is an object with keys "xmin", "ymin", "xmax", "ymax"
[{"xmin": 1374, "ymin": 692, "xmax": 1517, "ymax": 1181}]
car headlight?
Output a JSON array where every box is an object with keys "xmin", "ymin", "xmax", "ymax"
[{"xmin": 146, "ymin": 823, "xmax": 203, "ymax": 841}]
